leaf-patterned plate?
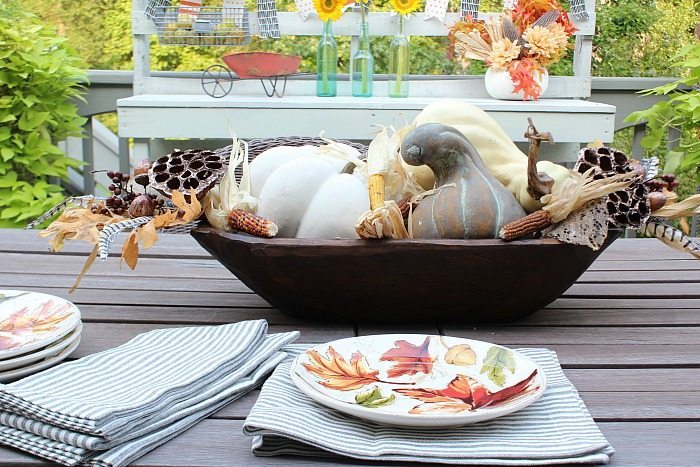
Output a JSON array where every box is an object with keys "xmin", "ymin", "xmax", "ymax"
[
  {"xmin": 0, "ymin": 290, "xmax": 81, "ymax": 360},
  {"xmin": 291, "ymin": 334, "xmax": 546, "ymax": 427},
  {"xmin": 0, "ymin": 322, "xmax": 82, "ymax": 372},
  {"xmin": 0, "ymin": 331, "xmax": 81, "ymax": 383}
]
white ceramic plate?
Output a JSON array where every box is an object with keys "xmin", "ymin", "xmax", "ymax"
[
  {"xmin": 291, "ymin": 334, "xmax": 546, "ymax": 428},
  {"xmin": 0, "ymin": 322, "xmax": 82, "ymax": 372},
  {"xmin": 0, "ymin": 332, "xmax": 81, "ymax": 383},
  {"xmin": 0, "ymin": 290, "xmax": 81, "ymax": 360}
]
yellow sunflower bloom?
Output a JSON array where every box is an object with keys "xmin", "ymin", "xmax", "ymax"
[
  {"xmin": 314, "ymin": 0, "xmax": 346, "ymax": 22},
  {"xmin": 390, "ymin": 0, "xmax": 421, "ymax": 16}
]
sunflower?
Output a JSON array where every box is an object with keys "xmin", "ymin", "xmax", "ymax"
[
  {"xmin": 313, "ymin": 0, "xmax": 346, "ymax": 22},
  {"xmin": 390, "ymin": 0, "xmax": 422, "ymax": 16}
]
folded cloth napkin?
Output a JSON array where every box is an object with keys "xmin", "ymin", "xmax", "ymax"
[
  {"xmin": 0, "ymin": 320, "xmax": 299, "ymax": 467},
  {"xmin": 244, "ymin": 345, "xmax": 615, "ymax": 465}
]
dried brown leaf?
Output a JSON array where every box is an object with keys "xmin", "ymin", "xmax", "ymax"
[
  {"xmin": 69, "ymin": 245, "xmax": 98, "ymax": 293},
  {"xmin": 120, "ymin": 231, "xmax": 139, "ymax": 270},
  {"xmin": 136, "ymin": 220, "xmax": 158, "ymax": 250}
]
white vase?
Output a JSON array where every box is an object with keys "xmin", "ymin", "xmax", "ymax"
[{"xmin": 484, "ymin": 67, "xmax": 549, "ymax": 100}]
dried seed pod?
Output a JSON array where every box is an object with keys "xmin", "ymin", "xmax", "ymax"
[
  {"xmin": 574, "ymin": 147, "xmax": 650, "ymax": 228},
  {"xmin": 133, "ymin": 159, "xmax": 152, "ymax": 187},
  {"xmin": 128, "ymin": 194, "xmax": 155, "ymax": 218},
  {"xmin": 148, "ymin": 148, "xmax": 227, "ymax": 200},
  {"xmin": 228, "ymin": 209, "xmax": 278, "ymax": 238},
  {"xmin": 499, "ymin": 209, "xmax": 553, "ymax": 241}
]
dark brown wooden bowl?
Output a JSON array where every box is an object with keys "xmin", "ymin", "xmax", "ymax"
[{"xmin": 191, "ymin": 227, "xmax": 619, "ymax": 324}]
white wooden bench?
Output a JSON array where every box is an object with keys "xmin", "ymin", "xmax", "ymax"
[{"xmin": 118, "ymin": 0, "xmax": 614, "ymax": 162}]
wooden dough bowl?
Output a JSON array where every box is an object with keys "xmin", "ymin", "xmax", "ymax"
[{"xmin": 191, "ymin": 227, "xmax": 618, "ymax": 324}]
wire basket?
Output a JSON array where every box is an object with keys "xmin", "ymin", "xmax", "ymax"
[{"xmin": 152, "ymin": 6, "xmax": 250, "ymax": 47}]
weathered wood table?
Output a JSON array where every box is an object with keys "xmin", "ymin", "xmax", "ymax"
[{"xmin": 0, "ymin": 228, "xmax": 698, "ymax": 466}]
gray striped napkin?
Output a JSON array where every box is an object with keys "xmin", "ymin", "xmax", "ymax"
[
  {"xmin": 0, "ymin": 320, "xmax": 299, "ymax": 467},
  {"xmin": 244, "ymin": 345, "xmax": 615, "ymax": 465}
]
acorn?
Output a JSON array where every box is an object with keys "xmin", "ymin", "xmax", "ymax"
[
  {"xmin": 647, "ymin": 191, "xmax": 668, "ymax": 213},
  {"xmin": 133, "ymin": 159, "xmax": 152, "ymax": 187},
  {"xmin": 128, "ymin": 194, "xmax": 155, "ymax": 218},
  {"xmin": 444, "ymin": 344, "xmax": 477, "ymax": 366}
]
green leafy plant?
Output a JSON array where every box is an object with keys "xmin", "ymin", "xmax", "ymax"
[
  {"xmin": 0, "ymin": 2, "xmax": 87, "ymax": 227},
  {"xmin": 625, "ymin": 43, "xmax": 700, "ymax": 183}
]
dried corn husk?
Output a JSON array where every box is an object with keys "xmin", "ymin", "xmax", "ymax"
[
  {"xmin": 649, "ymin": 193, "xmax": 700, "ymax": 219},
  {"xmin": 356, "ymin": 201, "xmax": 409, "ymax": 240},
  {"xmin": 541, "ymin": 168, "xmax": 639, "ymax": 223},
  {"xmin": 204, "ymin": 137, "xmax": 258, "ymax": 231}
]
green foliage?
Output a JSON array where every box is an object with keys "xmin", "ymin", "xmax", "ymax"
[
  {"xmin": 625, "ymin": 43, "xmax": 700, "ymax": 184},
  {"xmin": 0, "ymin": 2, "xmax": 86, "ymax": 227},
  {"xmin": 593, "ymin": 0, "xmax": 697, "ymax": 77}
]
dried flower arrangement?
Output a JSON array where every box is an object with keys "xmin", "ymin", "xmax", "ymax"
[{"xmin": 448, "ymin": 0, "xmax": 577, "ymax": 100}]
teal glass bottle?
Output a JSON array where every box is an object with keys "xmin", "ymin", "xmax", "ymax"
[
  {"xmin": 351, "ymin": 14, "xmax": 374, "ymax": 97},
  {"xmin": 316, "ymin": 20, "xmax": 337, "ymax": 97},
  {"xmin": 388, "ymin": 16, "xmax": 409, "ymax": 98}
]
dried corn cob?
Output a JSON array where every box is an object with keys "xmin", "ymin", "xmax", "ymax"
[
  {"xmin": 499, "ymin": 210, "xmax": 553, "ymax": 241},
  {"xmin": 368, "ymin": 174, "xmax": 385, "ymax": 210},
  {"xmin": 397, "ymin": 197, "xmax": 415, "ymax": 220},
  {"xmin": 228, "ymin": 210, "xmax": 278, "ymax": 238}
]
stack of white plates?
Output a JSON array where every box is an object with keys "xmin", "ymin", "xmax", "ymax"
[{"xmin": 0, "ymin": 290, "xmax": 82, "ymax": 382}]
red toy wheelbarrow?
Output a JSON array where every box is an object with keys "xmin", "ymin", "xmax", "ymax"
[{"xmin": 201, "ymin": 52, "xmax": 306, "ymax": 98}]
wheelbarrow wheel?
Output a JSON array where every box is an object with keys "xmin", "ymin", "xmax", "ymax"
[{"xmin": 202, "ymin": 65, "xmax": 233, "ymax": 98}]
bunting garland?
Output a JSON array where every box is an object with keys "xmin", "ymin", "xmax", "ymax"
[
  {"xmin": 460, "ymin": 0, "xmax": 480, "ymax": 20},
  {"xmin": 424, "ymin": 0, "xmax": 449, "ymax": 21},
  {"xmin": 569, "ymin": 0, "xmax": 589, "ymax": 21},
  {"xmin": 257, "ymin": 0, "xmax": 281, "ymax": 38},
  {"xmin": 294, "ymin": 0, "xmax": 314, "ymax": 20}
]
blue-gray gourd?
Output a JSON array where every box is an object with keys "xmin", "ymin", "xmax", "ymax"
[{"xmin": 402, "ymin": 123, "xmax": 526, "ymax": 239}]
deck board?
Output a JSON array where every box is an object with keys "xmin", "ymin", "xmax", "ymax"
[{"xmin": 0, "ymin": 230, "xmax": 698, "ymax": 466}]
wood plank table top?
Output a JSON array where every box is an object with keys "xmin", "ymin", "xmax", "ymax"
[{"xmin": 0, "ymin": 228, "xmax": 698, "ymax": 466}]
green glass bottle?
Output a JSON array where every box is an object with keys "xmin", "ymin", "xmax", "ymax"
[
  {"xmin": 316, "ymin": 20, "xmax": 337, "ymax": 97},
  {"xmin": 351, "ymin": 8, "xmax": 374, "ymax": 97},
  {"xmin": 388, "ymin": 16, "xmax": 409, "ymax": 98}
]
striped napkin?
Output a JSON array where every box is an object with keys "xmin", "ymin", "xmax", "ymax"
[
  {"xmin": 0, "ymin": 320, "xmax": 299, "ymax": 467},
  {"xmin": 244, "ymin": 345, "xmax": 615, "ymax": 465}
]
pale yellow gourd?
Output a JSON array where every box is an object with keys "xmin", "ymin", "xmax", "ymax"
[{"xmin": 397, "ymin": 99, "xmax": 574, "ymax": 213}]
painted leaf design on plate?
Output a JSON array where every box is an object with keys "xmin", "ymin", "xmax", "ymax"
[
  {"xmin": 379, "ymin": 336, "xmax": 434, "ymax": 378},
  {"xmin": 355, "ymin": 386, "xmax": 396, "ymax": 408},
  {"xmin": 480, "ymin": 346, "xmax": 517, "ymax": 386},
  {"xmin": 0, "ymin": 300, "xmax": 73, "ymax": 335},
  {"xmin": 396, "ymin": 370, "xmax": 539, "ymax": 414},
  {"xmin": 302, "ymin": 346, "xmax": 380, "ymax": 391}
]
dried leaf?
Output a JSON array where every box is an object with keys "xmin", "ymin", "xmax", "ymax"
[
  {"xmin": 136, "ymin": 220, "xmax": 158, "ymax": 250},
  {"xmin": 70, "ymin": 245, "xmax": 98, "ymax": 293},
  {"xmin": 302, "ymin": 346, "xmax": 380, "ymax": 391},
  {"xmin": 39, "ymin": 208, "xmax": 115, "ymax": 252},
  {"xmin": 120, "ymin": 231, "xmax": 139, "ymax": 270},
  {"xmin": 379, "ymin": 336, "xmax": 434, "ymax": 378},
  {"xmin": 171, "ymin": 189, "xmax": 202, "ymax": 222}
]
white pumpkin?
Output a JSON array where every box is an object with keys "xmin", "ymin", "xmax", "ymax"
[
  {"xmin": 256, "ymin": 157, "xmax": 339, "ymax": 237},
  {"xmin": 252, "ymin": 141, "xmax": 376, "ymax": 238},
  {"xmin": 297, "ymin": 173, "xmax": 369, "ymax": 238},
  {"xmin": 250, "ymin": 145, "xmax": 352, "ymax": 199}
]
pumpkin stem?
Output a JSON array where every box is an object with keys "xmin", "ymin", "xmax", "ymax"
[{"xmin": 524, "ymin": 118, "xmax": 555, "ymax": 201}]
